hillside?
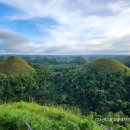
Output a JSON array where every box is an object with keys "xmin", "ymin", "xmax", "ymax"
[
  {"xmin": 0, "ymin": 102, "xmax": 100, "ymax": 130},
  {"xmin": 83, "ymin": 58, "xmax": 130, "ymax": 76},
  {"xmin": 0, "ymin": 56, "xmax": 34, "ymax": 75}
]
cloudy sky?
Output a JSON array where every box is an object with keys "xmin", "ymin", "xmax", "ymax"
[{"xmin": 0, "ymin": 0, "xmax": 130, "ymax": 54}]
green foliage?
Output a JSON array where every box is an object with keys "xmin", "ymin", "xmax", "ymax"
[
  {"xmin": 0, "ymin": 56, "xmax": 130, "ymax": 129},
  {"xmin": 0, "ymin": 63, "xmax": 130, "ymax": 115},
  {"xmin": 70, "ymin": 57, "xmax": 88, "ymax": 65},
  {"xmin": 52, "ymin": 69, "xmax": 128, "ymax": 113},
  {"xmin": 0, "ymin": 102, "xmax": 100, "ymax": 130},
  {"xmin": 125, "ymin": 60, "xmax": 130, "ymax": 68},
  {"xmin": 97, "ymin": 111, "xmax": 130, "ymax": 130}
]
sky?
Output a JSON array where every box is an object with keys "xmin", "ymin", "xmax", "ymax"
[{"xmin": 0, "ymin": 0, "xmax": 130, "ymax": 55}]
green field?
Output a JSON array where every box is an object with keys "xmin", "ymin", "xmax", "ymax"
[{"xmin": 0, "ymin": 102, "xmax": 100, "ymax": 130}]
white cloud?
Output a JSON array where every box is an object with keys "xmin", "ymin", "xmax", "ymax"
[{"xmin": 0, "ymin": 0, "xmax": 130, "ymax": 54}]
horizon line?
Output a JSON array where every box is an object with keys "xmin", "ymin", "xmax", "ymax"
[{"xmin": 0, "ymin": 53, "xmax": 130, "ymax": 56}]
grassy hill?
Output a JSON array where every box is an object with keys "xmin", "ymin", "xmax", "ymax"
[
  {"xmin": 0, "ymin": 56, "xmax": 34, "ymax": 75},
  {"xmin": 0, "ymin": 102, "xmax": 100, "ymax": 130},
  {"xmin": 83, "ymin": 58, "xmax": 130, "ymax": 76}
]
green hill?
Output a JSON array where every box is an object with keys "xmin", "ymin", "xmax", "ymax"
[
  {"xmin": 83, "ymin": 58, "xmax": 130, "ymax": 76},
  {"xmin": 0, "ymin": 56, "xmax": 34, "ymax": 75},
  {"xmin": 0, "ymin": 102, "xmax": 100, "ymax": 130}
]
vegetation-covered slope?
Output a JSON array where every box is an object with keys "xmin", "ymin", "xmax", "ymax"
[
  {"xmin": 0, "ymin": 56, "xmax": 34, "ymax": 75},
  {"xmin": 83, "ymin": 58, "xmax": 130, "ymax": 76},
  {"xmin": 0, "ymin": 102, "xmax": 100, "ymax": 130}
]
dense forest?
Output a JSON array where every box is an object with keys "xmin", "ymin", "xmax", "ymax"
[{"xmin": 0, "ymin": 55, "xmax": 130, "ymax": 130}]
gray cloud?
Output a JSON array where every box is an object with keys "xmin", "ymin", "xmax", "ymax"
[
  {"xmin": 0, "ymin": 29, "xmax": 28, "ymax": 42},
  {"xmin": 42, "ymin": 45, "xmax": 69, "ymax": 54},
  {"xmin": 112, "ymin": 35, "xmax": 130, "ymax": 48},
  {"xmin": 95, "ymin": 34, "xmax": 130, "ymax": 54},
  {"xmin": 0, "ymin": 29, "xmax": 37, "ymax": 53}
]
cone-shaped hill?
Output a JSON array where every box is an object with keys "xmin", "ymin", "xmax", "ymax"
[
  {"xmin": 83, "ymin": 58, "xmax": 130, "ymax": 76},
  {"xmin": 0, "ymin": 56, "xmax": 35, "ymax": 75}
]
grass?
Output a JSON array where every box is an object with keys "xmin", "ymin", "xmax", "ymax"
[
  {"xmin": 0, "ymin": 102, "xmax": 100, "ymax": 130},
  {"xmin": 83, "ymin": 58, "xmax": 130, "ymax": 76},
  {"xmin": 0, "ymin": 56, "xmax": 34, "ymax": 75},
  {"xmin": 0, "ymin": 102, "xmax": 130, "ymax": 130}
]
